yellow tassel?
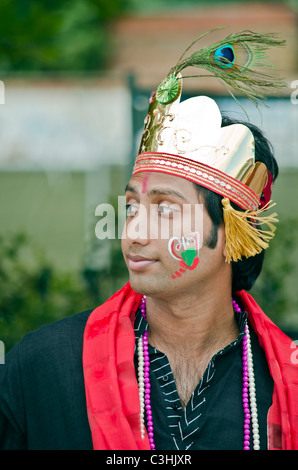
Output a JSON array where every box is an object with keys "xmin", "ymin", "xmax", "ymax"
[{"xmin": 222, "ymin": 198, "xmax": 278, "ymax": 263}]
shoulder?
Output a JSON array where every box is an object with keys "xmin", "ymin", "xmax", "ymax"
[
  {"xmin": 32, "ymin": 309, "xmax": 93, "ymax": 341},
  {"xmin": 24, "ymin": 309, "xmax": 92, "ymax": 347},
  {"xmin": 0, "ymin": 310, "xmax": 95, "ymax": 449},
  {"xmin": 3, "ymin": 309, "xmax": 93, "ymax": 371}
]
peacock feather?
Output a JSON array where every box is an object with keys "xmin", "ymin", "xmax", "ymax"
[{"xmin": 156, "ymin": 28, "xmax": 286, "ymax": 107}]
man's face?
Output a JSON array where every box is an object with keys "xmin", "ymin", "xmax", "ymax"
[{"xmin": 121, "ymin": 172, "xmax": 228, "ymax": 299}]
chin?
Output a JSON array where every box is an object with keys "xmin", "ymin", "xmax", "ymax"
[
  {"xmin": 129, "ymin": 277, "xmax": 156, "ymax": 296},
  {"xmin": 129, "ymin": 272, "xmax": 177, "ymax": 299}
]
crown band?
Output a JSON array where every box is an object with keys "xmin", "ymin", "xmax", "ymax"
[{"xmin": 133, "ymin": 152, "xmax": 260, "ymax": 211}]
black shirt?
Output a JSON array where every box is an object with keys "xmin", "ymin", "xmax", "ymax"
[
  {"xmin": 0, "ymin": 306, "xmax": 273, "ymax": 450},
  {"xmin": 134, "ymin": 307, "xmax": 274, "ymax": 450},
  {"xmin": 0, "ymin": 310, "xmax": 94, "ymax": 450}
]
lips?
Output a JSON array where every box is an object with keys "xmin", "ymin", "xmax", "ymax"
[{"xmin": 127, "ymin": 254, "xmax": 158, "ymax": 272}]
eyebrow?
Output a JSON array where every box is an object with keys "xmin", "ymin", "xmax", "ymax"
[{"xmin": 125, "ymin": 183, "xmax": 188, "ymax": 202}]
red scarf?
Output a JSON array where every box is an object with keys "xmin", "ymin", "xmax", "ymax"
[{"xmin": 83, "ymin": 282, "xmax": 298, "ymax": 450}]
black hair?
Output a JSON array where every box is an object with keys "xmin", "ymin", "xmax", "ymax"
[{"xmin": 194, "ymin": 115, "xmax": 279, "ymax": 293}]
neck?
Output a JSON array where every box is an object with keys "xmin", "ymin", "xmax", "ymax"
[{"xmin": 145, "ymin": 287, "xmax": 239, "ymax": 357}]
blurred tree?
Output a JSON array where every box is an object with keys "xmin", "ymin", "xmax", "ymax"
[
  {"xmin": 0, "ymin": 0, "xmax": 132, "ymax": 72},
  {"xmin": 128, "ymin": 0, "xmax": 292, "ymax": 12},
  {"xmin": 251, "ymin": 217, "xmax": 298, "ymax": 328},
  {"xmin": 0, "ymin": 233, "xmax": 90, "ymax": 350},
  {"xmin": 0, "ymin": 229, "xmax": 128, "ymax": 351}
]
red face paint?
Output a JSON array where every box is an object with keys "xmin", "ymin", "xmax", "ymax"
[
  {"xmin": 168, "ymin": 233, "xmax": 200, "ymax": 280},
  {"xmin": 171, "ymin": 257, "xmax": 199, "ymax": 279},
  {"xmin": 141, "ymin": 173, "xmax": 150, "ymax": 194}
]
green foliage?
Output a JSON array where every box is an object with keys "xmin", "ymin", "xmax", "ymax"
[
  {"xmin": 0, "ymin": 232, "xmax": 127, "ymax": 351},
  {"xmin": 0, "ymin": 0, "xmax": 132, "ymax": 72},
  {"xmin": 251, "ymin": 217, "xmax": 298, "ymax": 327},
  {"xmin": 0, "ymin": 233, "xmax": 87, "ymax": 350},
  {"xmin": 128, "ymin": 0, "xmax": 290, "ymax": 13}
]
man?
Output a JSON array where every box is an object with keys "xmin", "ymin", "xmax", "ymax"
[{"xmin": 0, "ymin": 30, "xmax": 297, "ymax": 450}]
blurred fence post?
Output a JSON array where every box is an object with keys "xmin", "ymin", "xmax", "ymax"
[
  {"xmin": 0, "ymin": 341, "xmax": 4, "ymax": 364},
  {"xmin": 0, "ymin": 80, "xmax": 4, "ymax": 104}
]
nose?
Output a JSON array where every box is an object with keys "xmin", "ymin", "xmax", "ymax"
[{"xmin": 123, "ymin": 203, "xmax": 151, "ymax": 245}]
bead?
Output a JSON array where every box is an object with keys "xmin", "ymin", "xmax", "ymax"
[{"xmin": 138, "ymin": 296, "xmax": 260, "ymax": 451}]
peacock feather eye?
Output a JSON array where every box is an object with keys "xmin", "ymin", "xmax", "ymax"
[
  {"xmin": 214, "ymin": 44, "xmax": 235, "ymax": 68},
  {"xmin": 155, "ymin": 29, "xmax": 285, "ymax": 106}
]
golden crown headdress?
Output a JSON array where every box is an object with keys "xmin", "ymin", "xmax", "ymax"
[{"xmin": 132, "ymin": 29, "xmax": 286, "ymax": 262}]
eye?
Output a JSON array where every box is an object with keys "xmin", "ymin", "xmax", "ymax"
[
  {"xmin": 126, "ymin": 203, "xmax": 139, "ymax": 217},
  {"xmin": 157, "ymin": 203, "xmax": 180, "ymax": 216},
  {"xmin": 158, "ymin": 205, "xmax": 173, "ymax": 215}
]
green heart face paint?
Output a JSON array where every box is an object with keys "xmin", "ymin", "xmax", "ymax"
[
  {"xmin": 181, "ymin": 247, "xmax": 197, "ymax": 267},
  {"xmin": 168, "ymin": 232, "xmax": 200, "ymax": 279}
]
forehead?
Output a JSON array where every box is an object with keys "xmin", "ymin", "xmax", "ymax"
[{"xmin": 126, "ymin": 171, "xmax": 198, "ymax": 200}]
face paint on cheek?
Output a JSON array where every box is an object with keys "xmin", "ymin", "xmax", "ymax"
[{"xmin": 168, "ymin": 232, "xmax": 200, "ymax": 279}]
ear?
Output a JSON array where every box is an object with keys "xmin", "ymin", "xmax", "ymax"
[
  {"xmin": 223, "ymin": 243, "xmax": 227, "ymax": 261},
  {"xmin": 217, "ymin": 224, "xmax": 227, "ymax": 260}
]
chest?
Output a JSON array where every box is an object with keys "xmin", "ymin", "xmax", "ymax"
[
  {"xmin": 140, "ymin": 342, "xmax": 273, "ymax": 450},
  {"xmin": 167, "ymin": 350, "xmax": 212, "ymax": 408}
]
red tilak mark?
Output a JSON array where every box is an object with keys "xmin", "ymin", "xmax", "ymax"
[
  {"xmin": 141, "ymin": 173, "xmax": 150, "ymax": 194},
  {"xmin": 171, "ymin": 258, "xmax": 199, "ymax": 279}
]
